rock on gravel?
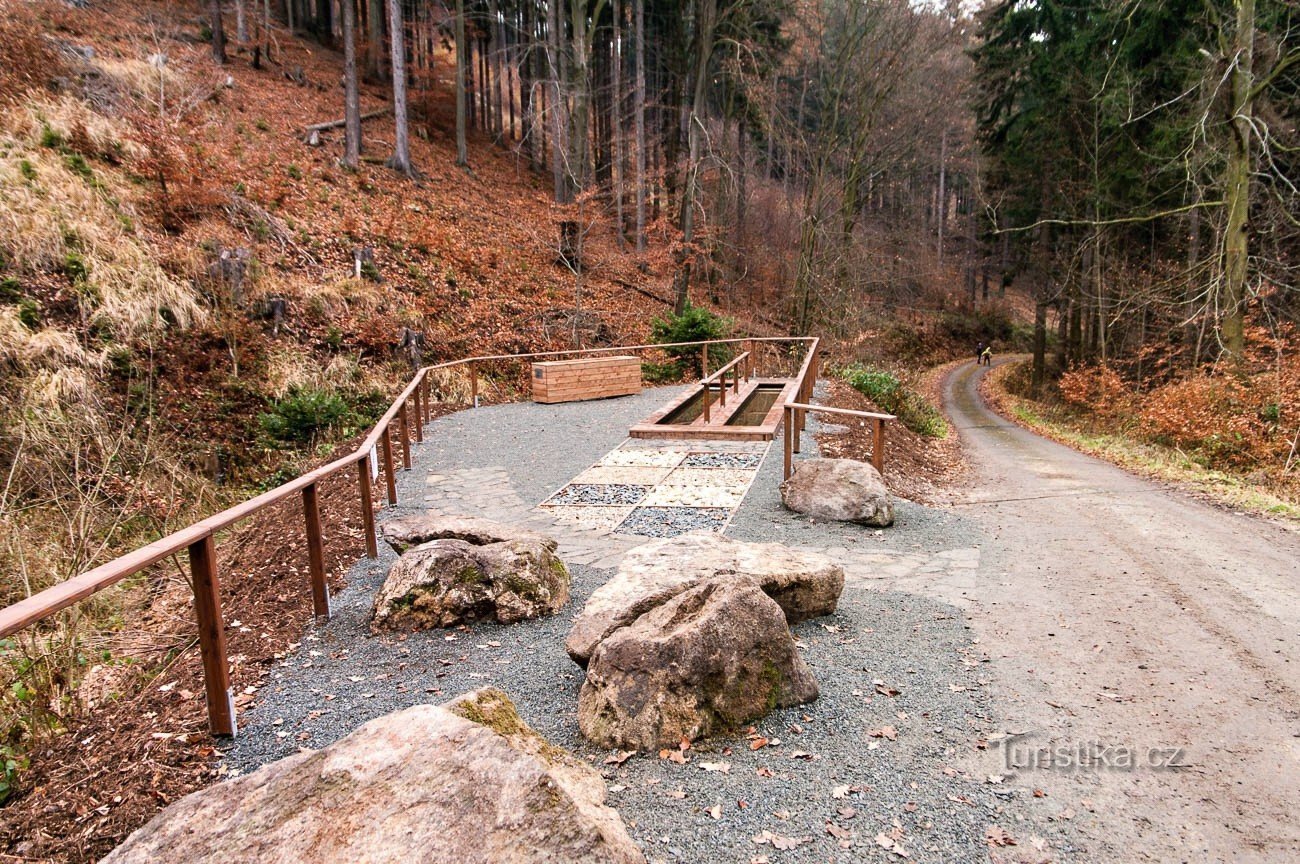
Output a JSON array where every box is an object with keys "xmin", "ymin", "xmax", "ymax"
[
  {"xmin": 373, "ymin": 524, "xmax": 569, "ymax": 630},
  {"xmin": 565, "ymin": 532, "xmax": 844, "ymax": 666},
  {"xmin": 577, "ymin": 577, "xmax": 818, "ymax": 749},
  {"xmin": 380, "ymin": 512, "xmax": 554, "ymax": 553},
  {"xmin": 106, "ymin": 689, "xmax": 644, "ymax": 864},
  {"xmin": 780, "ymin": 457, "xmax": 894, "ymax": 527}
]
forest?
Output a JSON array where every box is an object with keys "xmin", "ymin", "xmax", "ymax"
[{"xmin": 0, "ymin": 0, "xmax": 1297, "ymax": 857}]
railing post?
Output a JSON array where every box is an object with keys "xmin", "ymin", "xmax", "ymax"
[
  {"xmin": 380, "ymin": 425, "xmax": 398, "ymax": 504},
  {"xmin": 873, "ymin": 418, "xmax": 885, "ymax": 474},
  {"xmin": 357, "ymin": 456, "xmax": 378, "ymax": 559},
  {"xmin": 398, "ymin": 403, "xmax": 412, "ymax": 469},
  {"xmin": 703, "ymin": 384, "xmax": 711, "ymax": 423},
  {"xmin": 303, "ymin": 482, "xmax": 330, "ymax": 620},
  {"xmin": 413, "ymin": 387, "xmax": 425, "ymax": 442},
  {"xmin": 189, "ymin": 534, "xmax": 235, "ymax": 737},
  {"xmin": 701, "ymin": 346, "xmax": 708, "ymax": 380},
  {"xmin": 469, "ymin": 362, "xmax": 478, "ymax": 408},
  {"xmin": 733, "ymin": 366, "xmax": 740, "ymax": 393},
  {"xmin": 783, "ymin": 404, "xmax": 793, "ymax": 480}
]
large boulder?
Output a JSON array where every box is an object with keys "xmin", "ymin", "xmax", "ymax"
[
  {"xmin": 780, "ymin": 458, "xmax": 894, "ymax": 527},
  {"xmin": 381, "ymin": 513, "xmax": 554, "ymax": 554},
  {"xmin": 373, "ymin": 519, "xmax": 569, "ymax": 629},
  {"xmin": 578, "ymin": 577, "xmax": 819, "ymax": 750},
  {"xmin": 104, "ymin": 689, "xmax": 644, "ymax": 864},
  {"xmin": 565, "ymin": 533, "xmax": 843, "ymax": 666}
]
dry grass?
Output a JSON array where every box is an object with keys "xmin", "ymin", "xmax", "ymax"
[{"xmin": 0, "ymin": 107, "xmax": 203, "ymax": 337}]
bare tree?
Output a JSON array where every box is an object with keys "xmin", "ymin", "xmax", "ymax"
[
  {"xmin": 342, "ymin": 0, "xmax": 362, "ymax": 168},
  {"xmin": 386, "ymin": 0, "xmax": 414, "ymax": 176},
  {"xmin": 455, "ymin": 0, "xmax": 469, "ymax": 166},
  {"xmin": 633, "ymin": 0, "xmax": 646, "ymax": 251},
  {"xmin": 210, "ymin": 0, "xmax": 227, "ymax": 64}
]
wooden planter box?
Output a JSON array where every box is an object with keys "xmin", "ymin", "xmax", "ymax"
[{"xmin": 532, "ymin": 356, "xmax": 642, "ymax": 404}]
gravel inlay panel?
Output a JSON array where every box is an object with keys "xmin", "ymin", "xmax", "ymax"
[
  {"xmin": 544, "ymin": 483, "xmax": 650, "ymax": 505},
  {"xmin": 614, "ymin": 505, "xmax": 732, "ymax": 537},
  {"xmin": 680, "ymin": 452, "xmax": 764, "ymax": 469},
  {"xmin": 571, "ymin": 465, "xmax": 676, "ymax": 486},
  {"xmin": 662, "ymin": 467, "xmax": 757, "ymax": 487},
  {"xmin": 597, "ymin": 448, "xmax": 689, "ymax": 467},
  {"xmin": 642, "ymin": 484, "xmax": 747, "ymax": 508},
  {"xmin": 540, "ymin": 504, "xmax": 636, "ymax": 531}
]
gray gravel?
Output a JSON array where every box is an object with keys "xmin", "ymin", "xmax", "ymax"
[
  {"xmin": 617, "ymin": 505, "xmax": 731, "ymax": 538},
  {"xmin": 547, "ymin": 483, "xmax": 652, "ymax": 505},
  {"xmin": 221, "ymin": 384, "xmax": 1076, "ymax": 863}
]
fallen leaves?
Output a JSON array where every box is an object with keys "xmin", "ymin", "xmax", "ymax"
[
  {"xmin": 985, "ymin": 826, "xmax": 1017, "ymax": 848},
  {"xmin": 604, "ymin": 750, "xmax": 635, "ymax": 766},
  {"xmin": 867, "ymin": 725, "xmax": 898, "ymax": 741},
  {"xmin": 873, "ymin": 679, "xmax": 901, "ymax": 697},
  {"xmin": 752, "ymin": 831, "xmax": 813, "ymax": 851},
  {"xmin": 699, "ymin": 762, "xmax": 731, "ymax": 774}
]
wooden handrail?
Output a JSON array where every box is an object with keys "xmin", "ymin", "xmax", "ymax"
[
  {"xmin": 700, "ymin": 351, "xmax": 749, "ymax": 386},
  {"xmin": 0, "ymin": 334, "xmax": 816, "ymax": 737},
  {"xmin": 782, "ymin": 401, "xmax": 896, "ymax": 479}
]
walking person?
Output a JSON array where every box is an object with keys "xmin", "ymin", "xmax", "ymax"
[
  {"xmin": 976, "ymin": 341, "xmax": 985, "ymax": 364},
  {"xmin": 981, "ymin": 345, "xmax": 993, "ymax": 366}
]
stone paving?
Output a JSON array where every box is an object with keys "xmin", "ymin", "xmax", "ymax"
[
  {"xmin": 415, "ymin": 390, "xmax": 982, "ymax": 596},
  {"xmin": 539, "ymin": 438, "xmax": 768, "ymax": 538}
]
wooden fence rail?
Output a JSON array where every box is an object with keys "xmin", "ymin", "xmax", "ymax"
[{"xmin": 0, "ymin": 336, "xmax": 816, "ymax": 737}]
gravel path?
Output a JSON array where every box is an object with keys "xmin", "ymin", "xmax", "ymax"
[{"xmin": 221, "ymin": 385, "xmax": 1072, "ymax": 863}]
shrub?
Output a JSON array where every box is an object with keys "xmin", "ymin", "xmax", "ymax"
[
  {"xmin": 641, "ymin": 360, "xmax": 684, "ymax": 383},
  {"xmin": 259, "ymin": 387, "xmax": 350, "ymax": 444},
  {"xmin": 1057, "ymin": 365, "xmax": 1136, "ymax": 421},
  {"xmin": 16, "ymin": 298, "xmax": 40, "ymax": 330},
  {"xmin": 841, "ymin": 364, "xmax": 948, "ymax": 438},
  {"xmin": 650, "ymin": 303, "xmax": 732, "ymax": 375}
]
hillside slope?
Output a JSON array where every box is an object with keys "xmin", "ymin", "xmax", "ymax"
[{"xmin": 0, "ymin": 2, "xmax": 695, "ymax": 857}]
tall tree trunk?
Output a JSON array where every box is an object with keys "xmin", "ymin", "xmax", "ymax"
[
  {"xmin": 386, "ymin": 0, "xmax": 414, "ymax": 175},
  {"xmin": 633, "ymin": 0, "xmax": 646, "ymax": 251},
  {"xmin": 236, "ymin": 0, "xmax": 248, "ymax": 42},
  {"xmin": 1031, "ymin": 294, "xmax": 1048, "ymax": 395},
  {"xmin": 1185, "ymin": 195, "xmax": 1202, "ymax": 365},
  {"xmin": 455, "ymin": 0, "xmax": 469, "ymax": 165},
  {"xmin": 210, "ymin": 0, "xmax": 227, "ymax": 64},
  {"xmin": 936, "ymin": 127, "xmax": 947, "ymax": 268},
  {"xmin": 316, "ymin": 0, "xmax": 333, "ymax": 47},
  {"xmin": 612, "ymin": 0, "xmax": 625, "ymax": 246},
  {"xmin": 342, "ymin": 0, "xmax": 361, "ymax": 168},
  {"xmin": 546, "ymin": 0, "xmax": 568, "ymax": 202},
  {"xmin": 671, "ymin": 0, "xmax": 717, "ymax": 314},
  {"xmin": 1221, "ymin": 0, "xmax": 1254, "ymax": 361},
  {"xmin": 367, "ymin": 0, "xmax": 386, "ymax": 80}
]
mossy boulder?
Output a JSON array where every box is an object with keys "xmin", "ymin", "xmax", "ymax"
[
  {"xmin": 104, "ymin": 689, "xmax": 644, "ymax": 864},
  {"xmin": 372, "ymin": 517, "xmax": 569, "ymax": 630},
  {"xmin": 566, "ymin": 532, "xmax": 844, "ymax": 667},
  {"xmin": 577, "ymin": 576, "xmax": 818, "ymax": 750}
]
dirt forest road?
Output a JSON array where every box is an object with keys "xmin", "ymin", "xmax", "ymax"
[{"xmin": 942, "ymin": 360, "xmax": 1300, "ymax": 863}]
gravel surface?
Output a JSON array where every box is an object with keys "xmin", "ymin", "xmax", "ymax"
[
  {"xmin": 547, "ymin": 483, "xmax": 653, "ymax": 505},
  {"xmin": 616, "ymin": 505, "xmax": 732, "ymax": 538},
  {"xmin": 221, "ymin": 384, "xmax": 1072, "ymax": 863}
]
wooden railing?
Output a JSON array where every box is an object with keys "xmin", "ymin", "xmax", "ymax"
[
  {"xmin": 699, "ymin": 350, "xmax": 750, "ymax": 423},
  {"xmin": 0, "ymin": 335, "xmax": 815, "ymax": 736},
  {"xmin": 778, "ymin": 337, "xmax": 896, "ymax": 479}
]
